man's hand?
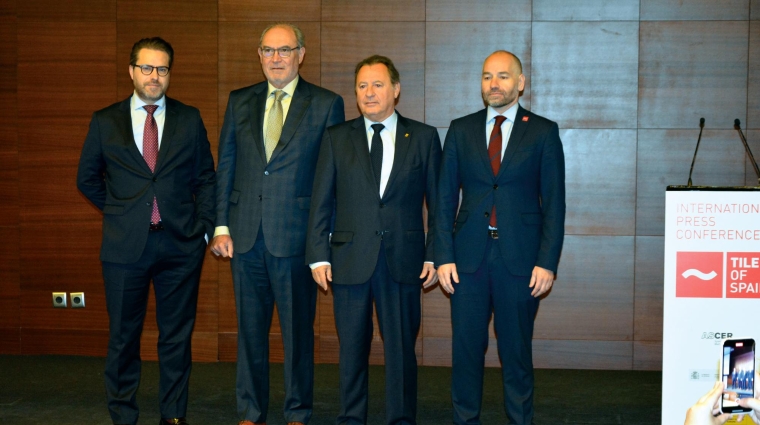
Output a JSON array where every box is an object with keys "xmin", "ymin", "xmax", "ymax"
[
  {"xmin": 529, "ymin": 266, "xmax": 554, "ymax": 297},
  {"xmin": 210, "ymin": 235, "xmax": 234, "ymax": 258},
  {"xmin": 312, "ymin": 265, "xmax": 332, "ymax": 291},
  {"xmin": 684, "ymin": 381, "xmax": 730, "ymax": 425},
  {"xmin": 437, "ymin": 263, "xmax": 459, "ymax": 294},
  {"xmin": 421, "ymin": 263, "xmax": 438, "ymax": 288}
]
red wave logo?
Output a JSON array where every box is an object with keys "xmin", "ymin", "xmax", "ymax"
[{"xmin": 676, "ymin": 252, "xmax": 723, "ymax": 298}]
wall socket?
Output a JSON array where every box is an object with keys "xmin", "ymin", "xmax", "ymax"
[
  {"xmin": 52, "ymin": 292, "xmax": 67, "ymax": 308},
  {"xmin": 70, "ymin": 292, "xmax": 85, "ymax": 308}
]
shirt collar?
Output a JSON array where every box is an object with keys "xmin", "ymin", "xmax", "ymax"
[
  {"xmin": 131, "ymin": 91, "xmax": 166, "ymax": 112},
  {"xmin": 487, "ymin": 102, "xmax": 519, "ymax": 124},
  {"xmin": 363, "ymin": 111, "xmax": 398, "ymax": 139},
  {"xmin": 267, "ymin": 75, "xmax": 299, "ymax": 99}
]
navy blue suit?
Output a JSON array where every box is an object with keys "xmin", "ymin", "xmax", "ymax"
[
  {"xmin": 435, "ymin": 105, "xmax": 565, "ymax": 425},
  {"xmin": 216, "ymin": 77, "xmax": 344, "ymax": 424},
  {"xmin": 77, "ymin": 96, "xmax": 216, "ymax": 424},
  {"xmin": 307, "ymin": 114, "xmax": 441, "ymax": 425}
]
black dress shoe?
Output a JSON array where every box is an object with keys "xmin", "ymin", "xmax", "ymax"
[{"xmin": 159, "ymin": 419, "xmax": 188, "ymax": 425}]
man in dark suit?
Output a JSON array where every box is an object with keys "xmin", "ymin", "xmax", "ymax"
[
  {"xmin": 435, "ymin": 50, "xmax": 565, "ymax": 425},
  {"xmin": 307, "ymin": 55, "xmax": 441, "ymax": 425},
  {"xmin": 77, "ymin": 37, "xmax": 216, "ymax": 425},
  {"xmin": 210, "ymin": 23, "xmax": 344, "ymax": 425}
]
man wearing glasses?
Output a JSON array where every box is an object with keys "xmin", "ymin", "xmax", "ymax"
[
  {"xmin": 211, "ymin": 23, "xmax": 344, "ymax": 425},
  {"xmin": 77, "ymin": 37, "xmax": 216, "ymax": 425}
]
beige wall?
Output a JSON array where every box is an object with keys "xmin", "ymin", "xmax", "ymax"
[{"xmin": 2, "ymin": 0, "xmax": 760, "ymax": 370}]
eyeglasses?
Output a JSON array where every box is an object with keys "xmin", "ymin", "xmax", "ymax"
[
  {"xmin": 260, "ymin": 46, "xmax": 300, "ymax": 58},
  {"xmin": 133, "ymin": 64, "xmax": 170, "ymax": 77}
]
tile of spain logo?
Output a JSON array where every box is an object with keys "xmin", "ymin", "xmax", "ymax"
[{"xmin": 676, "ymin": 252, "xmax": 723, "ymax": 298}]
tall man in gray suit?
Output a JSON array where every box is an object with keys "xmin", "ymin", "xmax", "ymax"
[
  {"xmin": 436, "ymin": 51, "xmax": 565, "ymax": 425},
  {"xmin": 307, "ymin": 55, "xmax": 441, "ymax": 425},
  {"xmin": 77, "ymin": 37, "xmax": 216, "ymax": 425},
  {"xmin": 210, "ymin": 23, "xmax": 344, "ymax": 425}
]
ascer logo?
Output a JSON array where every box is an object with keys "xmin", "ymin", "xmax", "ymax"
[{"xmin": 676, "ymin": 252, "xmax": 723, "ymax": 298}]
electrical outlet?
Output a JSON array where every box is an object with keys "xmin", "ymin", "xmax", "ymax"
[
  {"xmin": 70, "ymin": 292, "xmax": 85, "ymax": 308},
  {"xmin": 52, "ymin": 292, "xmax": 67, "ymax": 308}
]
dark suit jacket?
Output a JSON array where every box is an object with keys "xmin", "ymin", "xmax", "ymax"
[
  {"xmin": 215, "ymin": 78, "xmax": 344, "ymax": 257},
  {"xmin": 434, "ymin": 105, "xmax": 565, "ymax": 276},
  {"xmin": 306, "ymin": 113, "xmax": 442, "ymax": 285},
  {"xmin": 77, "ymin": 96, "xmax": 216, "ymax": 264}
]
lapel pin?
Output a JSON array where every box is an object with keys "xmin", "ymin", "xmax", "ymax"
[
  {"xmin": 405, "ymin": 133, "xmax": 409, "ymax": 138},
  {"xmin": 522, "ymin": 116, "xmax": 529, "ymax": 122}
]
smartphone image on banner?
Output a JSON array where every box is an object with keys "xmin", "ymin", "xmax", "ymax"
[{"xmin": 721, "ymin": 338, "xmax": 756, "ymax": 414}]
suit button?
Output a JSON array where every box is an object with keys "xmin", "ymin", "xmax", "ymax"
[
  {"xmin": 484, "ymin": 212, "xmax": 489, "ymax": 217},
  {"xmin": 380, "ymin": 203, "xmax": 385, "ymax": 208},
  {"xmin": 259, "ymin": 195, "xmax": 262, "ymax": 201},
  {"xmin": 264, "ymin": 171, "xmax": 269, "ymax": 175},
  {"xmin": 153, "ymin": 177, "xmax": 157, "ymax": 182},
  {"xmin": 146, "ymin": 202, "xmax": 151, "ymax": 206},
  {"xmin": 493, "ymin": 184, "xmax": 498, "ymax": 189}
]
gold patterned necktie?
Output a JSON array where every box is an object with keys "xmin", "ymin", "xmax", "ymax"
[{"xmin": 265, "ymin": 89, "xmax": 285, "ymax": 162}]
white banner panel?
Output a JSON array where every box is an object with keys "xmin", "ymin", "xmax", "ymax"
[{"xmin": 662, "ymin": 189, "xmax": 760, "ymax": 424}]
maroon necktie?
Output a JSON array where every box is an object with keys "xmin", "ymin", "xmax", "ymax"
[
  {"xmin": 488, "ymin": 115, "xmax": 506, "ymax": 228},
  {"xmin": 143, "ymin": 105, "xmax": 161, "ymax": 224}
]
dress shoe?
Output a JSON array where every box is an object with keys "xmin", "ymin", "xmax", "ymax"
[
  {"xmin": 287, "ymin": 422, "xmax": 305, "ymax": 425},
  {"xmin": 237, "ymin": 421, "xmax": 265, "ymax": 425},
  {"xmin": 159, "ymin": 419, "xmax": 189, "ymax": 425}
]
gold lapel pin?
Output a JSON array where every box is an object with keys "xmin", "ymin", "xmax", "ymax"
[{"xmin": 405, "ymin": 133, "xmax": 409, "ymax": 138}]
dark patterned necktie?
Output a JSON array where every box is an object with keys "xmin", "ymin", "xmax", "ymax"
[
  {"xmin": 487, "ymin": 115, "xmax": 506, "ymax": 228},
  {"xmin": 143, "ymin": 105, "xmax": 161, "ymax": 224},
  {"xmin": 370, "ymin": 123, "xmax": 384, "ymax": 192}
]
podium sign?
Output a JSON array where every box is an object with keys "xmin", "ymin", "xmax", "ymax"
[{"xmin": 662, "ymin": 187, "xmax": 760, "ymax": 424}]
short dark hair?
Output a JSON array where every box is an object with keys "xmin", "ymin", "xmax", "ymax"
[
  {"xmin": 130, "ymin": 37, "xmax": 174, "ymax": 69},
  {"xmin": 354, "ymin": 55, "xmax": 400, "ymax": 86}
]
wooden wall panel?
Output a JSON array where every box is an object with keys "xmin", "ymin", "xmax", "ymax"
[
  {"xmin": 0, "ymin": 226, "xmax": 19, "ymax": 353},
  {"xmin": 21, "ymin": 328, "xmax": 108, "ymax": 356},
  {"xmin": 117, "ymin": 0, "xmax": 217, "ymax": 21},
  {"xmin": 322, "ymin": 22, "xmax": 425, "ymax": 122},
  {"xmin": 425, "ymin": 22, "xmax": 531, "ymax": 128},
  {"xmin": 533, "ymin": 340, "xmax": 632, "ymax": 370},
  {"xmin": 534, "ymin": 236, "xmax": 634, "ymax": 341},
  {"xmin": 0, "ymin": 0, "xmax": 15, "ymax": 18},
  {"xmin": 639, "ymin": 21, "xmax": 748, "ymax": 129},
  {"xmin": 633, "ymin": 340, "xmax": 662, "ymax": 371},
  {"xmin": 562, "ymin": 129, "xmax": 637, "ymax": 235},
  {"xmin": 218, "ymin": 0, "xmax": 320, "ymax": 22},
  {"xmin": 533, "ymin": 0, "xmax": 640, "ymax": 21},
  {"xmin": 426, "ymin": 0, "xmax": 531, "ymax": 21},
  {"xmin": 640, "ymin": 0, "xmax": 749, "ymax": 20},
  {"xmin": 532, "ymin": 22, "xmax": 638, "ymax": 129},
  {"xmin": 636, "ymin": 130, "xmax": 746, "ymax": 236},
  {"xmin": 749, "ymin": 22, "xmax": 760, "ymax": 129},
  {"xmin": 322, "ymin": 0, "xmax": 424, "ymax": 21},
  {"xmin": 634, "ymin": 237, "xmax": 664, "ymax": 342},
  {"xmin": 754, "ymin": 0, "xmax": 760, "ymax": 20},
  {"xmin": 17, "ymin": 0, "xmax": 115, "ymax": 21}
]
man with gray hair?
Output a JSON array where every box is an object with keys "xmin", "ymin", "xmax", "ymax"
[{"xmin": 211, "ymin": 23, "xmax": 344, "ymax": 425}]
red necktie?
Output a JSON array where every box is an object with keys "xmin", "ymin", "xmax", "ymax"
[
  {"xmin": 143, "ymin": 105, "xmax": 161, "ymax": 224},
  {"xmin": 488, "ymin": 115, "xmax": 506, "ymax": 228}
]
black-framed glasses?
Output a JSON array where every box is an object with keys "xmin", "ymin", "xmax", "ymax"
[
  {"xmin": 260, "ymin": 46, "xmax": 300, "ymax": 58},
  {"xmin": 133, "ymin": 64, "xmax": 170, "ymax": 77}
]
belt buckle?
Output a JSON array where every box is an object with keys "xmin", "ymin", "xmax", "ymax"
[{"xmin": 488, "ymin": 229, "xmax": 498, "ymax": 239}]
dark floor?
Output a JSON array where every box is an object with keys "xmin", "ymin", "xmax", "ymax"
[{"xmin": 0, "ymin": 355, "xmax": 661, "ymax": 424}]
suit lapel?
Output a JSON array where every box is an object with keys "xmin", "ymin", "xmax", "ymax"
[
  {"xmin": 249, "ymin": 84, "xmax": 268, "ymax": 164},
  {"xmin": 384, "ymin": 113, "xmax": 411, "ymax": 196},
  {"xmin": 270, "ymin": 79, "xmax": 311, "ymax": 161},
  {"xmin": 155, "ymin": 97, "xmax": 177, "ymax": 173},
  {"xmin": 472, "ymin": 109, "xmax": 493, "ymax": 177},
  {"xmin": 350, "ymin": 118, "xmax": 378, "ymax": 198},
  {"xmin": 497, "ymin": 105, "xmax": 529, "ymax": 178},
  {"xmin": 119, "ymin": 97, "xmax": 153, "ymax": 174}
]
